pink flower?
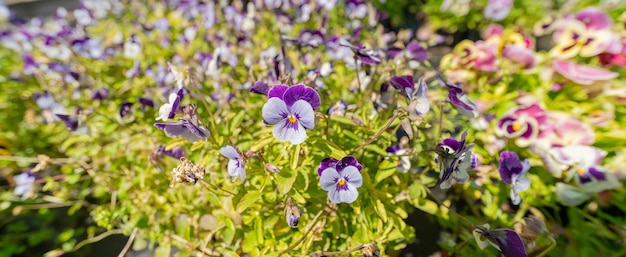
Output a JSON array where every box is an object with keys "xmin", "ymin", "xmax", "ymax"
[
  {"xmin": 553, "ymin": 59, "xmax": 618, "ymax": 85},
  {"xmin": 540, "ymin": 114, "xmax": 595, "ymax": 147},
  {"xmin": 495, "ymin": 104, "xmax": 547, "ymax": 147},
  {"xmin": 503, "ymin": 45, "xmax": 536, "ymax": 68}
]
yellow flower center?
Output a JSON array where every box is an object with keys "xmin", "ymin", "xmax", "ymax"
[
  {"xmin": 337, "ymin": 178, "xmax": 347, "ymax": 187},
  {"xmin": 577, "ymin": 169, "xmax": 585, "ymax": 175},
  {"xmin": 512, "ymin": 123, "xmax": 522, "ymax": 132},
  {"xmin": 288, "ymin": 115, "xmax": 297, "ymax": 124}
]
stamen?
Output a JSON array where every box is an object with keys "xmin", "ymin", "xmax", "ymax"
[
  {"xmin": 577, "ymin": 169, "xmax": 585, "ymax": 175},
  {"xmin": 512, "ymin": 123, "xmax": 522, "ymax": 132},
  {"xmin": 337, "ymin": 178, "xmax": 346, "ymax": 187},
  {"xmin": 288, "ymin": 115, "xmax": 297, "ymax": 124}
]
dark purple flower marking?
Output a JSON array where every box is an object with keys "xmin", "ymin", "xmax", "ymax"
[
  {"xmin": 119, "ymin": 101, "xmax": 133, "ymax": 118},
  {"xmin": 437, "ymin": 76, "xmax": 479, "ymax": 118},
  {"xmin": 435, "ymin": 131, "xmax": 475, "ymax": 189},
  {"xmin": 473, "ymin": 224, "xmax": 528, "ymax": 257}
]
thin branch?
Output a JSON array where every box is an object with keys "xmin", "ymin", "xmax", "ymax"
[
  {"xmin": 170, "ymin": 233, "xmax": 220, "ymax": 256},
  {"xmin": 349, "ymin": 111, "xmax": 399, "ymax": 155},
  {"xmin": 277, "ymin": 208, "xmax": 327, "ymax": 256},
  {"xmin": 117, "ymin": 228, "xmax": 138, "ymax": 257},
  {"xmin": 45, "ymin": 229, "xmax": 123, "ymax": 257},
  {"xmin": 0, "ymin": 156, "xmax": 72, "ymax": 163}
]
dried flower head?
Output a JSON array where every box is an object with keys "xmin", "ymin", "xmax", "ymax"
[{"xmin": 170, "ymin": 158, "xmax": 206, "ymax": 187}]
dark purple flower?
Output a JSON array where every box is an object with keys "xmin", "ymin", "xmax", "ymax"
[
  {"xmin": 355, "ymin": 47, "xmax": 382, "ymax": 65},
  {"xmin": 385, "ymin": 46, "xmax": 404, "ymax": 60},
  {"xmin": 473, "ymin": 224, "xmax": 528, "ymax": 257},
  {"xmin": 346, "ymin": 0, "xmax": 368, "ymax": 19},
  {"xmin": 138, "ymin": 97, "xmax": 155, "ymax": 111},
  {"xmin": 119, "ymin": 101, "xmax": 133, "ymax": 118},
  {"xmin": 498, "ymin": 151, "xmax": 531, "ymax": 205},
  {"xmin": 91, "ymin": 89, "xmax": 109, "ymax": 101},
  {"xmin": 250, "ymin": 81, "xmax": 270, "ymax": 95},
  {"xmin": 154, "ymin": 119, "xmax": 209, "ymax": 142},
  {"xmin": 405, "ymin": 41, "xmax": 428, "ymax": 63},
  {"xmin": 56, "ymin": 114, "xmax": 79, "ymax": 131},
  {"xmin": 435, "ymin": 131, "xmax": 475, "ymax": 189},
  {"xmin": 437, "ymin": 77, "xmax": 479, "ymax": 118}
]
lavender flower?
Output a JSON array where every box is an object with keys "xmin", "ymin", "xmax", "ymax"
[
  {"xmin": 434, "ymin": 131, "xmax": 475, "ymax": 189},
  {"xmin": 156, "ymin": 145, "xmax": 185, "ymax": 159},
  {"xmin": 390, "ymin": 76, "xmax": 430, "ymax": 116},
  {"xmin": 262, "ymin": 84, "xmax": 320, "ymax": 144},
  {"xmin": 498, "ymin": 151, "xmax": 531, "ymax": 205},
  {"xmin": 285, "ymin": 199, "xmax": 300, "ymax": 227},
  {"xmin": 220, "ymin": 145, "xmax": 246, "ymax": 182},
  {"xmin": 318, "ymin": 156, "xmax": 363, "ymax": 203},
  {"xmin": 154, "ymin": 119, "xmax": 209, "ymax": 142},
  {"xmin": 405, "ymin": 41, "xmax": 428, "ymax": 64},
  {"xmin": 473, "ymin": 224, "xmax": 528, "ymax": 257},
  {"xmin": 437, "ymin": 77, "xmax": 479, "ymax": 118},
  {"xmin": 13, "ymin": 170, "xmax": 36, "ymax": 200}
]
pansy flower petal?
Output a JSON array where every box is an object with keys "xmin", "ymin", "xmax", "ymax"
[
  {"xmin": 320, "ymin": 168, "xmax": 340, "ymax": 191},
  {"xmin": 283, "ymin": 85, "xmax": 321, "ymax": 110},
  {"xmin": 291, "ymin": 100, "xmax": 315, "ymax": 129},
  {"xmin": 273, "ymin": 118, "xmax": 307, "ymax": 144},
  {"xmin": 336, "ymin": 155, "xmax": 363, "ymax": 172},
  {"xmin": 268, "ymin": 85, "xmax": 289, "ymax": 99},
  {"xmin": 262, "ymin": 97, "xmax": 289, "ymax": 124},
  {"xmin": 342, "ymin": 166, "xmax": 363, "ymax": 187}
]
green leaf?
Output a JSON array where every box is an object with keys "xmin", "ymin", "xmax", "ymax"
[
  {"xmin": 372, "ymin": 199, "xmax": 388, "ymax": 222},
  {"xmin": 277, "ymin": 169, "xmax": 297, "ymax": 195},
  {"xmin": 189, "ymin": 140, "xmax": 206, "ymax": 151},
  {"xmin": 374, "ymin": 159, "xmax": 397, "ymax": 184},
  {"xmin": 290, "ymin": 144, "xmax": 301, "ymax": 170},
  {"xmin": 155, "ymin": 244, "xmax": 171, "ymax": 257},
  {"xmin": 236, "ymin": 191, "xmax": 263, "ymax": 213}
]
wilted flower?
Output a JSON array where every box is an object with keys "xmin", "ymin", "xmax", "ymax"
[
  {"xmin": 170, "ymin": 158, "xmax": 206, "ymax": 187},
  {"xmin": 495, "ymin": 104, "xmax": 547, "ymax": 147},
  {"xmin": 434, "ymin": 131, "xmax": 475, "ymax": 189},
  {"xmin": 284, "ymin": 199, "xmax": 300, "ymax": 227},
  {"xmin": 318, "ymin": 155, "xmax": 363, "ymax": 203},
  {"xmin": 262, "ymin": 84, "xmax": 320, "ymax": 144},
  {"xmin": 498, "ymin": 151, "xmax": 531, "ymax": 205},
  {"xmin": 437, "ymin": 77, "xmax": 479, "ymax": 118},
  {"xmin": 220, "ymin": 145, "xmax": 246, "ymax": 182},
  {"xmin": 473, "ymin": 224, "xmax": 528, "ymax": 257},
  {"xmin": 13, "ymin": 170, "xmax": 36, "ymax": 200}
]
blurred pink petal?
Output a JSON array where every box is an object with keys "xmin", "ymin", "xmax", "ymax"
[
  {"xmin": 503, "ymin": 45, "xmax": 536, "ymax": 68},
  {"xmin": 575, "ymin": 7, "xmax": 612, "ymax": 30},
  {"xmin": 553, "ymin": 59, "xmax": 618, "ymax": 85}
]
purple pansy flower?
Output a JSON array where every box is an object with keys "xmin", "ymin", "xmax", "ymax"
[
  {"xmin": 299, "ymin": 29, "xmax": 324, "ymax": 48},
  {"xmin": 157, "ymin": 88, "xmax": 184, "ymax": 120},
  {"xmin": 434, "ymin": 131, "xmax": 475, "ymax": 189},
  {"xmin": 262, "ymin": 84, "xmax": 320, "ymax": 145},
  {"xmin": 318, "ymin": 155, "xmax": 363, "ymax": 204},
  {"xmin": 156, "ymin": 145, "xmax": 185, "ymax": 159},
  {"xmin": 405, "ymin": 41, "xmax": 428, "ymax": 64},
  {"xmin": 220, "ymin": 145, "xmax": 246, "ymax": 182},
  {"xmin": 250, "ymin": 81, "xmax": 270, "ymax": 95},
  {"xmin": 473, "ymin": 224, "xmax": 528, "ymax": 257},
  {"xmin": 138, "ymin": 97, "xmax": 155, "ymax": 111},
  {"xmin": 120, "ymin": 101, "xmax": 133, "ymax": 118},
  {"xmin": 496, "ymin": 104, "xmax": 546, "ymax": 147},
  {"xmin": 91, "ymin": 89, "xmax": 109, "ymax": 101},
  {"xmin": 346, "ymin": 0, "xmax": 368, "ymax": 19},
  {"xmin": 498, "ymin": 151, "xmax": 531, "ymax": 205},
  {"xmin": 154, "ymin": 119, "xmax": 209, "ymax": 142},
  {"xmin": 13, "ymin": 170, "xmax": 36, "ymax": 200},
  {"xmin": 437, "ymin": 77, "xmax": 479, "ymax": 118},
  {"xmin": 33, "ymin": 90, "xmax": 66, "ymax": 123}
]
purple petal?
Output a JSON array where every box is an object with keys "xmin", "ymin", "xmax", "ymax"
[
  {"xmin": 154, "ymin": 119, "xmax": 208, "ymax": 142},
  {"xmin": 220, "ymin": 145, "xmax": 242, "ymax": 160},
  {"xmin": 138, "ymin": 97, "xmax": 155, "ymax": 111},
  {"xmin": 91, "ymin": 89, "xmax": 109, "ymax": 101},
  {"xmin": 328, "ymin": 183, "xmax": 359, "ymax": 203},
  {"xmin": 283, "ymin": 84, "xmax": 321, "ymax": 110},
  {"xmin": 262, "ymin": 98, "xmax": 289, "ymax": 125},
  {"xmin": 406, "ymin": 42, "xmax": 428, "ymax": 63},
  {"xmin": 390, "ymin": 75, "xmax": 415, "ymax": 92},
  {"xmin": 320, "ymin": 167, "xmax": 340, "ymax": 191},
  {"xmin": 168, "ymin": 88, "xmax": 185, "ymax": 119},
  {"xmin": 336, "ymin": 155, "xmax": 363, "ymax": 173},
  {"xmin": 268, "ymin": 85, "xmax": 289, "ymax": 99},
  {"xmin": 385, "ymin": 46, "xmax": 403, "ymax": 59},
  {"xmin": 291, "ymin": 100, "xmax": 315, "ymax": 129},
  {"xmin": 250, "ymin": 81, "xmax": 270, "ymax": 95},
  {"xmin": 499, "ymin": 151, "xmax": 522, "ymax": 184},
  {"xmin": 491, "ymin": 229, "xmax": 528, "ymax": 257},
  {"xmin": 120, "ymin": 101, "xmax": 133, "ymax": 118},
  {"xmin": 56, "ymin": 114, "xmax": 79, "ymax": 131},
  {"xmin": 356, "ymin": 48, "xmax": 382, "ymax": 65},
  {"xmin": 386, "ymin": 145, "xmax": 402, "ymax": 154},
  {"xmin": 318, "ymin": 157, "xmax": 339, "ymax": 176}
]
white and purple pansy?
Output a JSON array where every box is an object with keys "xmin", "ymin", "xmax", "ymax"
[
  {"xmin": 318, "ymin": 155, "xmax": 363, "ymax": 204},
  {"xmin": 436, "ymin": 76, "xmax": 479, "ymax": 118},
  {"xmin": 495, "ymin": 104, "xmax": 547, "ymax": 147},
  {"xmin": 538, "ymin": 145, "xmax": 605, "ymax": 179},
  {"xmin": 390, "ymin": 75, "xmax": 430, "ymax": 116},
  {"xmin": 473, "ymin": 224, "xmax": 528, "ymax": 257},
  {"xmin": 386, "ymin": 145, "xmax": 411, "ymax": 173},
  {"xmin": 434, "ymin": 131, "xmax": 475, "ymax": 189},
  {"xmin": 498, "ymin": 151, "xmax": 531, "ymax": 205},
  {"xmin": 262, "ymin": 84, "xmax": 320, "ymax": 145},
  {"xmin": 220, "ymin": 145, "xmax": 246, "ymax": 182}
]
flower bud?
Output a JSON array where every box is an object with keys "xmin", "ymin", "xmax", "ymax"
[
  {"xmin": 265, "ymin": 163, "xmax": 280, "ymax": 173},
  {"xmin": 285, "ymin": 199, "xmax": 300, "ymax": 228},
  {"xmin": 360, "ymin": 241, "xmax": 380, "ymax": 257}
]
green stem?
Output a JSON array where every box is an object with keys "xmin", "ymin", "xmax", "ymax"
[
  {"xmin": 349, "ymin": 112, "xmax": 399, "ymax": 155},
  {"xmin": 277, "ymin": 208, "xmax": 327, "ymax": 256}
]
